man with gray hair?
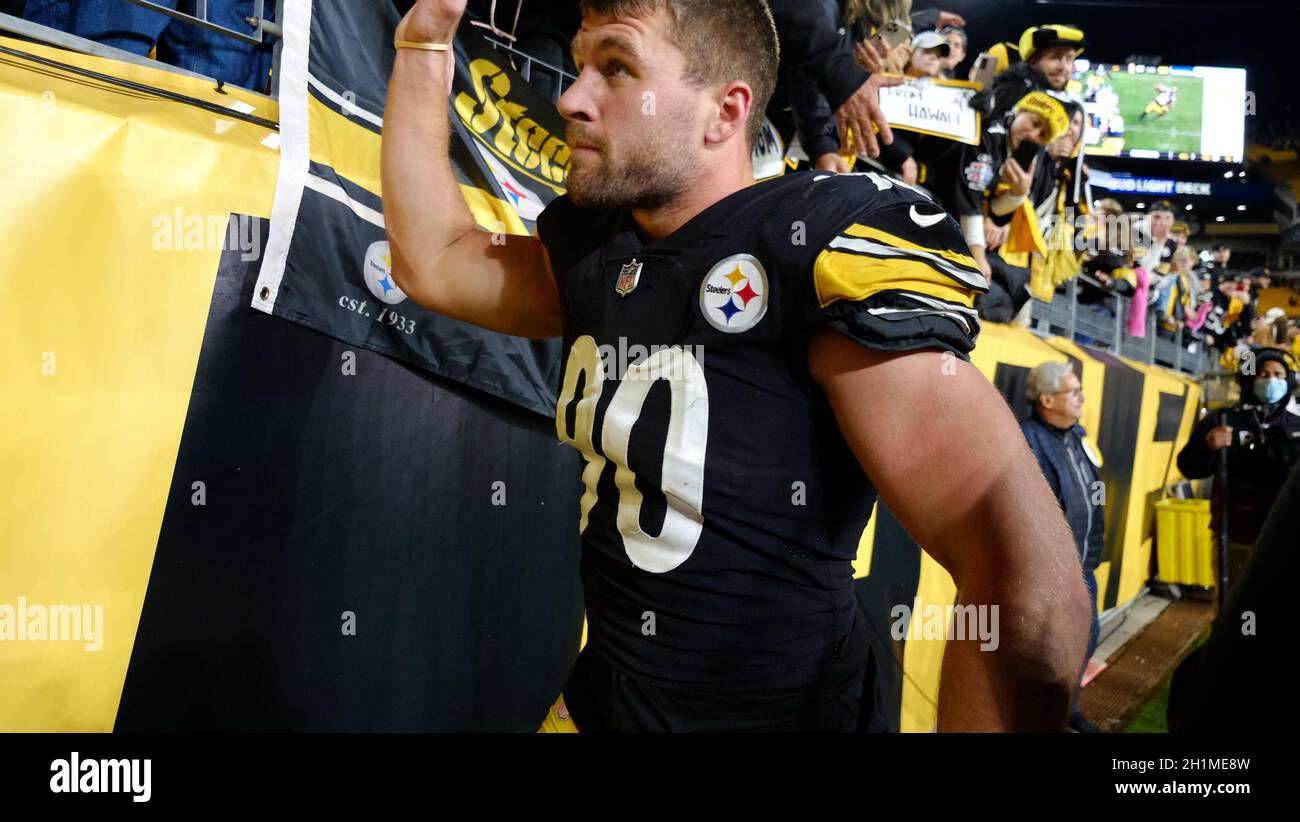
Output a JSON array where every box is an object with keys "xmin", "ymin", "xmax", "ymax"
[{"xmin": 1021, "ymin": 361, "xmax": 1104, "ymax": 732}]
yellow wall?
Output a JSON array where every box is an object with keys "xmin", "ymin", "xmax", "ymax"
[{"xmin": 0, "ymin": 37, "xmax": 279, "ymax": 730}]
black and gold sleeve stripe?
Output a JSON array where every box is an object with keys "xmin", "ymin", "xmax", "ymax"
[{"xmin": 813, "ymin": 221, "xmax": 988, "ymax": 336}]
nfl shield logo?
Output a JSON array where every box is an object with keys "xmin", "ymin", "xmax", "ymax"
[{"xmin": 615, "ymin": 259, "xmax": 643, "ymax": 297}]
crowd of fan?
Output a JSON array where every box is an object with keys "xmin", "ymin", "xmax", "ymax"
[
  {"xmin": 26, "ymin": 0, "xmax": 1296, "ymax": 372},
  {"xmin": 753, "ymin": 0, "xmax": 1299, "ymax": 372}
]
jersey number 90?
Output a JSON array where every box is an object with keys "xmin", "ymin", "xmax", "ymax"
[{"xmin": 555, "ymin": 335, "xmax": 709, "ymax": 573}]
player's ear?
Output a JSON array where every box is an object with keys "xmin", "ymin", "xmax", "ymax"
[{"xmin": 705, "ymin": 81, "xmax": 753, "ymax": 146}]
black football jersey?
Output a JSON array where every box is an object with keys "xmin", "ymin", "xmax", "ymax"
[{"xmin": 536, "ymin": 170, "xmax": 987, "ymax": 693}]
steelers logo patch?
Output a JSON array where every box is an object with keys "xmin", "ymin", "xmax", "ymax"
[
  {"xmin": 362, "ymin": 240, "xmax": 407, "ymax": 306},
  {"xmin": 699, "ymin": 254, "xmax": 768, "ymax": 334}
]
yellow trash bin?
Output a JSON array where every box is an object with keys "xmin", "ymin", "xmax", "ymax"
[{"xmin": 1154, "ymin": 499, "xmax": 1215, "ymax": 587}]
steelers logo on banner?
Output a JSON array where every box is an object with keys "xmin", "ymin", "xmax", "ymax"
[
  {"xmin": 699, "ymin": 254, "xmax": 768, "ymax": 334},
  {"xmin": 362, "ymin": 240, "xmax": 407, "ymax": 305}
]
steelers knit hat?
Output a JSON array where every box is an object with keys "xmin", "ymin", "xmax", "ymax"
[
  {"xmin": 1019, "ymin": 24, "xmax": 1087, "ymax": 62},
  {"xmin": 1013, "ymin": 90, "xmax": 1072, "ymax": 143},
  {"xmin": 985, "ymin": 41, "xmax": 1021, "ymax": 75}
]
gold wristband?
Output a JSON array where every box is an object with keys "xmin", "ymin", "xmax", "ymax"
[{"xmin": 395, "ymin": 39, "xmax": 451, "ymax": 52}]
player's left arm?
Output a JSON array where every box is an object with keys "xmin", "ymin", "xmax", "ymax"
[
  {"xmin": 808, "ymin": 335, "xmax": 1091, "ymax": 731},
  {"xmin": 796, "ymin": 189, "xmax": 1090, "ymax": 730}
]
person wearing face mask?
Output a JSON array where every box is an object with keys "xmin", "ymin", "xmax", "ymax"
[
  {"xmin": 1177, "ymin": 348, "xmax": 1300, "ymax": 585},
  {"xmin": 1021, "ymin": 362, "xmax": 1104, "ymax": 732}
]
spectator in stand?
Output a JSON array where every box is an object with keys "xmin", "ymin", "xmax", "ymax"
[
  {"xmin": 1171, "ymin": 222, "xmax": 1190, "ymax": 246},
  {"xmin": 1026, "ymin": 101, "xmax": 1085, "ymax": 221},
  {"xmin": 1202, "ymin": 242, "xmax": 1233, "ymax": 282},
  {"xmin": 767, "ymin": 1, "xmax": 965, "ymax": 172},
  {"xmin": 1253, "ymin": 270, "xmax": 1274, "ymax": 299},
  {"xmin": 905, "ymin": 29, "xmax": 948, "ymax": 79},
  {"xmin": 1185, "ymin": 268, "xmax": 1216, "ymax": 347},
  {"xmin": 1251, "ymin": 307, "xmax": 1289, "ymax": 348},
  {"xmin": 1205, "ymin": 275, "xmax": 1256, "ymax": 355},
  {"xmin": 1022, "ymin": 362, "xmax": 1103, "ymax": 733},
  {"xmin": 930, "ymin": 89, "xmax": 1070, "ymax": 321},
  {"xmin": 1177, "ymin": 348, "xmax": 1300, "ymax": 585},
  {"xmin": 1155, "ymin": 245, "xmax": 1197, "ymax": 341},
  {"xmin": 938, "ymin": 24, "xmax": 966, "ymax": 79},
  {"xmin": 972, "ymin": 24, "xmax": 1086, "ymax": 120},
  {"xmin": 1078, "ymin": 200, "xmax": 1138, "ymax": 313},
  {"xmin": 867, "ymin": 30, "xmax": 948, "ymax": 184},
  {"xmin": 1137, "ymin": 200, "xmax": 1178, "ymax": 280},
  {"xmin": 999, "ymin": 100, "xmax": 1085, "ymax": 305},
  {"xmin": 24, "ymin": 0, "xmax": 277, "ymax": 91}
]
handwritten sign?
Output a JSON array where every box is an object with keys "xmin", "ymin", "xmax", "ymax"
[{"xmin": 878, "ymin": 78, "xmax": 982, "ymax": 145}]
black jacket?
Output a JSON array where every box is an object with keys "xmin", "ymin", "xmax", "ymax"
[
  {"xmin": 1177, "ymin": 397, "xmax": 1300, "ymax": 544},
  {"xmin": 1167, "ymin": 458, "xmax": 1297, "ymax": 732}
]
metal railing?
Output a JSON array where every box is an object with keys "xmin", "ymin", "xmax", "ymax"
[
  {"xmin": 1027, "ymin": 274, "xmax": 1217, "ymax": 377},
  {"xmin": 121, "ymin": 0, "xmax": 279, "ymax": 45},
  {"xmin": 0, "ymin": 2, "xmax": 281, "ymax": 96},
  {"xmin": 482, "ymin": 35, "xmax": 576, "ymax": 105}
]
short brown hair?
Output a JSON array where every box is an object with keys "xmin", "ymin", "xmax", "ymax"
[{"xmin": 578, "ymin": 0, "xmax": 779, "ymax": 148}]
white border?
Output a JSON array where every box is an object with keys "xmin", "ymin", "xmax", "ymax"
[{"xmin": 251, "ymin": 0, "xmax": 314, "ymax": 315}]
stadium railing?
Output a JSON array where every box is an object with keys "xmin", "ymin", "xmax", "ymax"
[
  {"xmin": 482, "ymin": 35, "xmax": 576, "ymax": 104},
  {"xmin": 1027, "ymin": 274, "xmax": 1216, "ymax": 377},
  {"xmin": 0, "ymin": 1, "xmax": 281, "ymax": 95},
  {"xmin": 0, "ymin": 4, "xmax": 574, "ymax": 103}
]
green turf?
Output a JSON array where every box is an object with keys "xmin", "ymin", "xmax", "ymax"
[
  {"xmin": 1106, "ymin": 72, "xmax": 1205, "ymax": 156},
  {"xmin": 1124, "ymin": 677, "xmax": 1171, "ymax": 733}
]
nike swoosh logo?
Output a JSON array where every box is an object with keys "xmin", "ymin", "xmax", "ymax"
[{"xmin": 909, "ymin": 205, "xmax": 947, "ymax": 228}]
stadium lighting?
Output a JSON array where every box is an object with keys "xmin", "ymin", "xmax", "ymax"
[
  {"xmin": 1136, "ymin": 202, "xmax": 1145, "ymax": 209},
  {"xmin": 1216, "ymin": 216, "xmax": 1226, "ymax": 222},
  {"xmin": 1237, "ymin": 205, "xmax": 1247, "ymax": 211},
  {"xmin": 1224, "ymin": 171, "xmax": 1234, "ymax": 178},
  {"xmin": 1185, "ymin": 204, "xmax": 1194, "ymax": 210},
  {"xmin": 1238, "ymin": 171, "xmax": 1246, "ymax": 178}
]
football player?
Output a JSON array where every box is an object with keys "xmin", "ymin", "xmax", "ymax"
[
  {"xmin": 1141, "ymin": 83, "xmax": 1178, "ymax": 119},
  {"xmin": 383, "ymin": 0, "xmax": 1091, "ymax": 732}
]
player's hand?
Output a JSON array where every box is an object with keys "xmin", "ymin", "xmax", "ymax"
[
  {"xmin": 836, "ymin": 73, "xmax": 902, "ymax": 159},
  {"xmin": 854, "ymin": 38, "xmax": 888, "ymax": 73},
  {"xmin": 395, "ymin": 0, "xmax": 467, "ymax": 45},
  {"xmin": 1206, "ymin": 425, "xmax": 1234, "ymax": 451},
  {"xmin": 815, "ymin": 152, "xmax": 850, "ymax": 174},
  {"xmin": 936, "ymin": 11, "xmax": 967, "ymax": 28},
  {"xmin": 1001, "ymin": 156, "xmax": 1034, "ymax": 197}
]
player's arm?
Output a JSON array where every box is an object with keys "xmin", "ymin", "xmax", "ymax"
[
  {"xmin": 381, "ymin": 0, "xmax": 561, "ymax": 339},
  {"xmin": 798, "ymin": 195, "xmax": 1088, "ymax": 730},
  {"xmin": 809, "ymin": 337, "xmax": 1091, "ymax": 731}
]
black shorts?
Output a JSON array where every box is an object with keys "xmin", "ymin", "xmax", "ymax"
[{"xmin": 561, "ymin": 608, "xmax": 876, "ymax": 733}]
